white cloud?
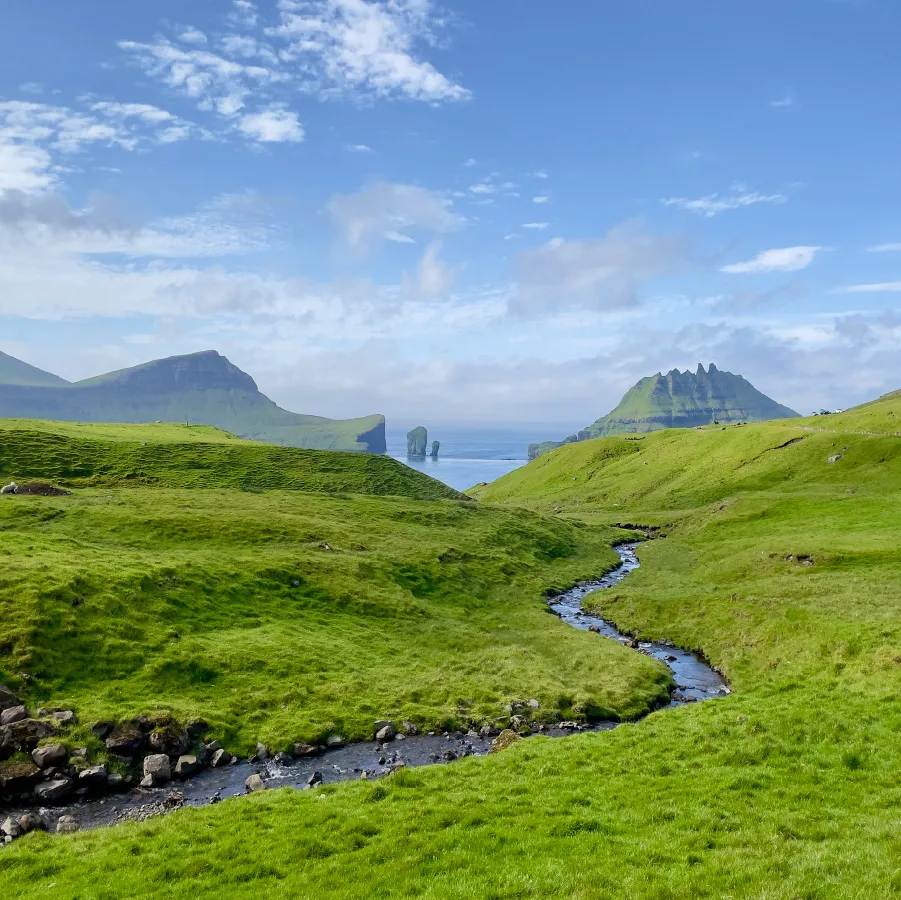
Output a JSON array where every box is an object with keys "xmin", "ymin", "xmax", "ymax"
[
  {"xmin": 721, "ymin": 246, "xmax": 822, "ymax": 274},
  {"xmin": 463, "ymin": 158, "xmax": 477, "ymax": 167},
  {"xmin": 327, "ymin": 179, "xmax": 463, "ymax": 253},
  {"xmin": 511, "ymin": 221, "xmax": 689, "ymax": 317},
  {"xmin": 271, "ymin": 0, "xmax": 470, "ymax": 103},
  {"xmin": 469, "ymin": 183, "xmax": 496, "ymax": 195},
  {"xmin": 531, "ymin": 169, "xmax": 548, "ymax": 179},
  {"xmin": 867, "ymin": 242, "xmax": 901, "ymax": 253},
  {"xmin": 532, "ymin": 196, "xmax": 550, "ymax": 204},
  {"xmin": 661, "ymin": 189, "xmax": 787, "ymax": 217},
  {"xmin": 385, "ymin": 230, "xmax": 416, "ymax": 244},
  {"xmin": 522, "ymin": 222, "xmax": 549, "ymax": 230},
  {"xmin": 179, "ymin": 27, "xmax": 208, "ymax": 45},
  {"xmin": 238, "ymin": 107, "xmax": 304, "ymax": 142},
  {"xmin": 0, "ymin": 139, "xmax": 54, "ymax": 192},
  {"xmin": 402, "ymin": 241, "xmax": 456, "ymax": 299},
  {"xmin": 841, "ymin": 282, "xmax": 901, "ymax": 293},
  {"xmin": 347, "ymin": 143, "xmax": 373, "ymax": 152}
]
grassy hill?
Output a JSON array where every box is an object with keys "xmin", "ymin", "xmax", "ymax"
[
  {"xmin": 530, "ymin": 364, "xmax": 798, "ymax": 459},
  {"xmin": 0, "ymin": 351, "xmax": 69, "ymax": 387},
  {"xmin": 0, "ymin": 350, "xmax": 386, "ymax": 454},
  {"xmin": 6, "ymin": 393, "xmax": 901, "ymax": 897}
]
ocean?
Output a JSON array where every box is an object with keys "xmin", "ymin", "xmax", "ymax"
[{"xmin": 387, "ymin": 424, "xmax": 568, "ymax": 493}]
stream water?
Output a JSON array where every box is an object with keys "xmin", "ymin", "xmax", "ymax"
[{"xmin": 4, "ymin": 543, "xmax": 729, "ymax": 835}]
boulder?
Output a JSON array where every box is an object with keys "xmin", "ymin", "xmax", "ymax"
[
  {"xmin": 401, "ymin": 720, "xmax": 420, "ymax": 736},
  {"xmin": 174, "ymin": 755, "xmax": 200, "ymax": 779},
  {"xmin": 374, "ymin": 721, "xmax": 396, "ymax": 742},
  {"xmin": 107, "ymin": 773, "xmax": 126, "ymax": 791},
  {"xmin": 489, "ymin": 730, "xmax": 522, "ymax": 754},
  {"xmin": 0, "ymin": 482, "xmax": 18, "ymax": 495},
  {"xmin": 0, "ymin": 684, "xmax": 22, "ymax": 712},
  {"xmin": 77, "ymin": 765, "xmax": 108, "ymax": 789},
  {"xmin": 253, "ymin": 742, "xmax": 270, "ymax": 762},
  {"xmin": 245, "ymin": 774, "xmax": 266, "ymax": 793},
  {"xmin": 105, "ymin": 725, "xmax": 146, "ymax": 756},
  {"xmin": 148, "ymin": 725, "xmax": 190, "ymax": 757},
  {"xmin": 8, "ymin": 718, "xmax": 59, "ymax": 750},
  {"xmin": 32, "ymin": 743, "xmax": 68, "ymax": 769},
  {"xmin": 325, "ymin": 735, "xmax": 345, "ymax": 749},
  {"xmin": 828, "ymin": 454, "xmax": 843, "ymax": 464},
  {"xmin": 90, "ymin": 721, "xmax": 114, "ymax": 740},
  {"xmin": 17, "ymin": 811, "xmax": 43, "ymax": 834},
  {"xmin": 479, "ymin": 723, "xmax": 499, "ymax": 738},
  {"xmin": 430, "ymin": 440, "xmax": 440, "ymax": 459},
  {"xmin": 0, "ymin": 761, "xmax": 41, "ymax": 794},
  {"xmin": 51, "ymin": 710, "xmax": 77, "ymax": 727},
  {"xmin": 1, "ymin": 817, "xmax": 21, "ymax": 838},
  {"xmin": 143, "ymin": 754, "xmax": 172, "ymax": 784},
  {"xmin": 306, "ymin": 771, "xmax": 323, "ymax": 787},
  {"xmin": 140, "ymin": 775, "xmax": 155, "ymax": 788},
  {"xmin": 526, "ymin": 699, "xmax": 541, "ymax": 710},
  {"xmin": 56, "ymin": 815, "xmax": 79, "ymax": 834},
  {"xmin": 211, "ymin": 748, "xmax": 233, "ymax": 768},
  {"xmin": 1, "ymin": 705, "xmax": 28, "ymax": 726},
  {"xmin": 273, "ymin": 752, "xmax": 293, "ymax": 766},
  {"xmin": 34, "ymin": 777, "xmax": 74, "ymax": 803},
  {"xmin": 0, "ymin": 726, "xmax": 14, "ymax": 760},
  {"xmin": 292, "ymin": 743, "xmax": 319, "ymax": 758}
]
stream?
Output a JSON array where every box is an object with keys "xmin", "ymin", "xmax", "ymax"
[{"xmin": 4, "ymin": 542, "xmax": 729, "ymax": 835}]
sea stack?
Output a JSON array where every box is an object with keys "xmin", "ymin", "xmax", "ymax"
[
  {"xmin": 407, "ymin": 427, "xmax": 428, "ymax": 458},
  {"xmin": 431, "ymin": 441, "xmax": 440, "ymax": 459}
]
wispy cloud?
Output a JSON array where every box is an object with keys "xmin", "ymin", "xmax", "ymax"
[
  {"xmin": 238, "ymin": 107, "xmax": 304, "ymax": 143},
  {"xmin": 661, "ymin": 188, "xmax": 787, "ymax": 217},
  {"xmin": 722, "ymin": 246, "xmax": 823, "ymax": 274},
  {"xmin": 867, "ymin": 242, "xmax": 901, "ymax": 253},
  {"xmin": 841, "ymin": 282, "xmax": 901, "ymax": 293},
  {"xmin": 463, "ymin": 158, "xmax": 477, "ymax": 168},
  {"xmin": 522, "ymin": 222, "xmax": 549, "ymax": 230},
  {"xmin": 770, "ymin": 92, "xmax": 794, "ymax": 108},
  {"xmin": 532, "ymin": 196, "xmax": 550, "ymax": 204},
  {"xmin": 347, "ymin": 143, "xmax": 373, "ymax": 153}
]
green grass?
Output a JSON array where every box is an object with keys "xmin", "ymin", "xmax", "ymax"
[{"xmin": 5, "ymin": 396, "xmax": 901, "ymax": 898}]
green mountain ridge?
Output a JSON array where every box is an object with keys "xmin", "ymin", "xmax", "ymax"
[
  {"xmin": 0, "ymin": 349, "xmax": 386, "ymax": 453},
  {"xmin": 530, "ymin": 363, "xmax": 799, "ymax": 459}
]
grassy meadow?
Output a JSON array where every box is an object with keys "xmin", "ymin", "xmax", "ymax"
[{"xmin": 4, "ymin": 400, "xmax": 901, "ymax": 898}]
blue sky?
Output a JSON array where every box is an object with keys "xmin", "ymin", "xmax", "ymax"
[{"xmin": 1, "ymin": 0, "xmax": 900, "ymax": 426}]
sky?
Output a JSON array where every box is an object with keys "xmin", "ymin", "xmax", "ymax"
[{"xmin": 1, "ymin": 0, "xmax": 900, "ymax": 428}]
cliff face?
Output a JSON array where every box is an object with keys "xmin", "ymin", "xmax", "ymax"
[
  {"xmin": 407, "ymin": 426, "xmax": 428, "ymax": 457},
  {"xmin": 0, "ymin": 350, "xmax": 386, "ymax": 454},
  {"xmin": 529, "ymin": 364, "xmax": 799, "ymax": 459}
]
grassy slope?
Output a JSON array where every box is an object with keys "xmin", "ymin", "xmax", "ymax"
[
  {"xmin": 6, "ymin": 399, "xmax": 901, "ymax": 897},
  {"xmin": 0, "ymin": 420, "xmax": 667, "ymax": 753},
  {"xmin": 0, "ymin": 352, "xmax": 69, "ymax": 387},
  {"xmin": 0, "ymin": 422, "xmax": 440, "ymax": 497}
]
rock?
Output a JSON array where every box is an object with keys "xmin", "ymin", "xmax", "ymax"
[
  {"xmin": 292, "ymin": 743, "xmax": 319, "ymax": 758},
  {"xmin": 1, "ymin": 705, "xmax": 28, "ymax": 726},
  {"xmin": 32, "ymin": 743, "xmax": 68, "ymax": 769},
  {"xmin": 0, "ymin": 761, "xmax": 41, "ymax": 794},
  {"xmin": 407, "ymin": 426, "xmax": 428, "ymax": 457},
  {"xmin": 489, "ymin": 730, "xmax": 522, "ymax": 754},
  {"xmin": 245, "ymin": 774, "xmax": 266, "ymax": 793},
  {"xmin": 78, "ymin": 765, "xmax": 108, "ymax": 788},
  {"xmin": 186, "ymin": 719, "xmax": 210, "ymax": 741},
  {"xmin": 148, "ymin": 726, "xmax": 189, "ymax": 757},
  {"xmin": 0, "ymin": 726, "xmax": 14, "ymax": 760},
  {"xmin": 479, "ymin": 723, "xmax": 499, "ymax": 738},
  {"xmin": 588, "ymin": 625, "xmax": 601, "ymax": 633},
  {"xmin": 0, "ymin": 482, "xmax": 18, "ymax": 495},
  {"xmin": 510, "ymin": 715, "xmax": 526, "ymax": 730},
  {"xmin": 430, "ymin": 440, "xmax": 440, "ymax": 459},
  {"xmin": 625, "ymin": 638, "xmax": 640, "ymax": 649},
  {"xmin": 50, "ymin": 710, "xmax": 77, "ymax": 727},
  {"xmin": 306, "ymin": 771, "xmax": 323, "ymax": 787},
  {"xmin": 56, "ymin": 815, "xmax": 78, "ymax": 834},
  {"xmin": 374, "ymin": 722, "xmax": 396, "ymax": 742},
  {"xmin": 90, "ymin": 721, "xmax": 114, "ymax": 740},
  {"xmin": 17, "ymin": 811, "xmax": 43, "ymax": 834},
  {"xmin": 401, "ymin": 720, "xmax": 420, "ymax": 736},
  {"xmin": 211, "ymin": 749, "xmax": 233, "ymax": 768},
  {"xmin": 253, "ymin": 742, "xmax": 270, "ymax": 762},
  {"xmin": 34, "ymin": 777, "xmax": 74, "ymax": 802},
  {"xmin": 164, "ymin": 790, "xmax": 185, "ymax": 808},
  {"xmin": 1, "ymin": 817, "xmax": 21, "ymax": 838},
  {"xmin": 8, "ymin": 718, "xmax": 59, "ymax": 750},
  {"xmin": 174, "ymin": 755, "xmax": 200, "ymax": 779},
  {"xmin": 325, "ymin": 735, "xmax": 345, "ymax": 749},
  {"xmin": 526, "ymin": 699, "xmax": 540, "ymax": 710},
  {"xmin": 442, "ymin": 749, "xmax": 458, "ymax": 761},
  {"xmin": 273, "ymin": 752, "xmax": 292, "ymax": 766},
  {"xmin": 0, "ymin": 684, "xmax": 22, "ymax": 711},
  {"xmin": 105, "ymin": 725, "xmax": 146, "ymax": 756},
  {"xmin": 140, "ymin": 774, "xmax": 155, "ymax": 788},
  {"xmin": 107, "ymin": 773, "xmax": 126, "ymax": 791},
  {"xmin": 828, "ymin": 454, "xmax": 843, "ymax": 464},
  {"xmin": 143, "ymin": 754, "xmax": 171, "ymax": 784}
]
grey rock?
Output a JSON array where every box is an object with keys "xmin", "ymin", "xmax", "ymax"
[
  {"xmin": 479, "ymin": 723, "xmax": 499, "ymax": 738},
  {"xmin": 292, "ymin": 743, "xmax": 319, "ymax": 758},
  {"xmin": 401, "ymin": 720, "xmax": 420, "ymax": 736},
  {"xmin": 273, "ymin": 752, "xmax": 292, "ymax": 766},
  {"xmin": 0, "ymin": 482, "xmax": 18, "ymax": 495},
  {"xmin": 442, "ymin": 749, "xmax": 458, "ymax": 761},
  {"xmin": 326, "ymin": 735, "xmax": 345, "ymax": 749},
  {"xmin": 406, "ymin": 426, "xmax": 428, "ymax": 457},
  {"xmin": 0, "ymin": 725, "xmax": 15, "ymax": 760},
  {"xmin": 211, "ymin": 748, "xmax": 233, "ymax": 768},
  {"xmin": 1, "ymin": 705, "xmax": 28, "ymax": 726},
  {"xmin": 254, "ymin": 742, "xmax": 270, "ymax": 762},
  {"xmin": 0, "ymin": 761, "xmax": 41, "ymax": 794},
  {"xmin": 107, "ymin": 773, "xmax": 126, "ymax": 791},
  {"xmin": 174, "ymin": 755, "xmax": 200, "ymax": 779},
  {"xmin": 34, "ymin": 777, "xmax": 73, "ymax": 803},
  {"xmin": 526, "ymin": 699, "xmax": 540, "ymax": 710},
  {"xmin": 0, "ymin": 684, "xmax": 22, "ymax": 712},
  {"xmin": 32, "ymin": 743, "xmax": 68, "ymax": 769},
  {"xmin": 306, "ymin": 771, "xmax": 323, "ymax": 787},
  {"xmin": 143, "ymin": 754, "xmax": 171, "ymax": 784},
  {"xmin": 105, "ymin": 726, "xmax": 145, "ymax": 756},
  {"xmin": 1, "ymin": 817, "xmax": 21, "ymax": 838},
  {"xmin": 245, "ymin": 773, "xmax": 266, "ymax": 793},
  {"xmin": 140, "ymin": 774, "xmax": 155, "ymax": 788},
  {"xmin": 828, "ymin": 454, "xmax": 843, "ymax": 464},
  {"xmin": 50, "ymin": 710, "xmax": 77, "ymax": 727},
  {"xmin": 7, "ymin": 718, "xmax": 59, "ymax": 750},
  {"xmin": 56, "ymin": 815, "xmax": 78, "ymax": 834},
  {"xmin": 17, "ymin": 811, "xmax": 43, "ymax": 834},
  {"xmin": 148, "ymin": 726, "xmax": 189, "ymax": 757},
  {"xmin": 375, "ymin": 723, "xmax": 396, "ymax": 742},
  {"xmin": 78, "ymin": 765, "xmax": 108, "ymax": 788}
]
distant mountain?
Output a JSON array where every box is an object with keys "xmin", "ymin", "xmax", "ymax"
[
  {"xmin": 0, "ymin": 351, "xmax": 70, "ymax": 387},
  {"xmin": 529, "ymin": 364, "xmax": 799, "ymax": 459},
  {"xmin": 0, "ymin": 350, "xmax": 386, "ymax": 454}
]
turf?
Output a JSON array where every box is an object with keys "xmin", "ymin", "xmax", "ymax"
[{"xmin": 4, "ymin": 397, "xmax": 901, "ymax": 898}]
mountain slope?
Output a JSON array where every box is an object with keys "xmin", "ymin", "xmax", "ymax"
[
  {"xmin": 530, "ymin": 364, "xmax": 798, "ymax": 458},
  {"xmin": 0, "ymin": 350, "xmax": 386, "ymax": 453},
  {"xmin": 0, "ymin": 350, "xmax": 70, "ymax": 387}
]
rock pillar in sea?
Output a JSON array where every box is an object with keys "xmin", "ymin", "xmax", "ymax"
[
  {"xmin": 430, "ymin": 441, "xmax": 440, "ymax": 459},
  {"xmin": 407, "ymin": 426, "xmax": 428, "ymax": 457}
]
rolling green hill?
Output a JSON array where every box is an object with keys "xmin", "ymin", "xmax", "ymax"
[
  {"xmin": 530, "ymin": 364, "xmax": 798, "ymax": 458},
  {"xmin": 6, "ymin": 396, "xmax": 901, "ymax": 898},
  {"xmin": 0, "ymin": 350, "xmax": 386, "ymax": 453},
  {"xmin": 0, "ymin": 350, "xmax": 69, "ymax": 387}
]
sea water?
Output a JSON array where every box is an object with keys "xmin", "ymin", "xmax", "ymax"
[{"xmin": 388, "ymin": 425, "xmax": 568, "ymax": 492}]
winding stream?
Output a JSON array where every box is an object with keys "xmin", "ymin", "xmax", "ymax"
[{"xmin": 4, "ymin": 542, "xmax": 729, "ymax": 835}]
